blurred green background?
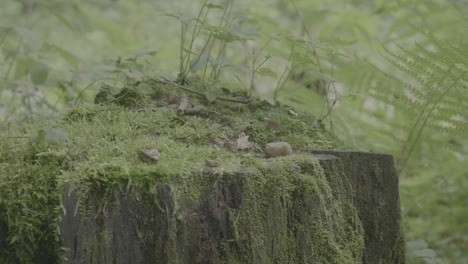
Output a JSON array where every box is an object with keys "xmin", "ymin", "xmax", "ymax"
[{"xmin": 0, "ymin": 0, "xmax": 466, "ymax": 263}]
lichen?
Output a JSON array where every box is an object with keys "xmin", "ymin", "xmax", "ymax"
[{"xmin": 0, "ymin": 81, "xmax": 360, "ymax": 263}]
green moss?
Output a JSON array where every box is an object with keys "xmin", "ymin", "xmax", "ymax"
[
  {"xmin": 0, "ymin": 81, "xmax": 356, "ymax": 263},
  {"xmin": 139, "ymin": 154, "xmax": 364, "ymax": 263}
]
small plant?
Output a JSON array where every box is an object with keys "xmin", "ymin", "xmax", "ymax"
[
  {"xmin": 167, "ymin": 0, "xmax": 251, "ymax": 85},
  {"xmin": 73, "ymin": 50, "xmax": 158, "ymax": 105},
  {"xmin": 233, "ymin": 38, "xmax": 274, "ymax": 98},
  {"xmin": 0, "ymin": 25, "xmax": 79, "ymax": 122}
]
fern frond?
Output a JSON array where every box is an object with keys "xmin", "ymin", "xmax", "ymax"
[{"xmin": 338, "ymin": 33, "xmax": 467, "ymax": 173}]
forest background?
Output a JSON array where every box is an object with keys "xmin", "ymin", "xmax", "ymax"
[{"xmin": 0, "ymin": 0, "xmax": 466, "ymax": 263}]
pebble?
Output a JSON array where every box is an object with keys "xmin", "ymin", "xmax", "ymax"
[
  {"xmin": 265, "ymin": 142, "xmax": 293, "ymax": 158},
  {"xmin": 139, "ymin": 149, "xmax": 160, "ymax": 162},
  {"xmin": 205, "ymin": 159, "xmax": 221, "ymax": 167}
]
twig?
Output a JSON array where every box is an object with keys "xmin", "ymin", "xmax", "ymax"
[{"xmin": 157, "ymin": 77, "xmax": 251, "ymax": 104}]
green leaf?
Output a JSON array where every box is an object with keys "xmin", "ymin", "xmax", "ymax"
[
  {"xmin": 13, "ymin": 27, "xmax": 43, "ymax": 53},
  {"xmin": 164, "ymin": 13, "xmax": 192, "ymax": 25},
  {"xmin": 132, "ymin": 50, "xmax": 158, "ymax": 60},
  {"xmin": 290, "ymin": 52, "xmax": 313, "ymax": 64},
  {"xmin": 206, "ymin": 3, "xmax": 224, "ymax": 9},
  {"xmin": 305, "ymin": 70, "xmax": 335, "ymax": 81},
  {"xmin": 257, "ymin": 67, "xmax": 277, "ymax": 78},
  {"xmin": 205, "ymin": 93, "xmax": 217, "ymax": 102},
  {"xmin": 137, "ymin": 82, "xmax": 153, "ymax": 95},
  {"xmin": 220, "ymin": 87, "xmax": 231, "ymax": 95},
  {"xmin": 231, "ymin": 20, "xmax": 259, "ymax": 39},
  {"xmin": 99, "ymin": 64, "xmax": 120, "ymax": 71},
  {"xmin": 414, "ymin": 248, "xmax": 437, "ymax": 258},
  {"xmin": 30, "ymin": 63, "xmax": 49, "ymax": 85},
  {"xmin": 200, "ymin": 24, "xmax": 246, "ymax": 42},
  {"xmin": 282, "ymin": 33, "xmax": 311, "ymax": 48},
  {"xmin": 200, "ymin": 25, "xmax": 228, "ymax": 33},
  {"xmin": 31, "ymin": 128, "xmax": 68, "ymax": 145},
  {"xmin": 119, "ymin": 69, "xmax": 144, "ymax": 82},
  {"xmin": 14, "ymin": 57, "xmax": 35, "ymax": 79},
  {"xmin": 190, "ymin": 51, "xmax": 210, "ymax": 73},
  {"xmin": 43, "ymin": 43, "xmax": 79, "ymax": 68},
  {"xmin": 40, "ymin": 2, "xmax": 80, "ymax": 31}
]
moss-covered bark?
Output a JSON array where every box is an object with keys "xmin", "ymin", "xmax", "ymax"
[
  {"xmin": 61, "ymin": 155, "xmax": 365, "ymax": 264},
  {"xmin": 312, "ymin": 150, "xmax": 406, "ymax": 264}
]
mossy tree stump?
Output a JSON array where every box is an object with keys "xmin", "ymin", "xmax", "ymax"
[
  {"xmin": 0, "ymin": 82, "xmax": 404, "ymax": 263},
  {"xmin": 59, "ymin": 151, "xmax": 403, "ymax": 264}
]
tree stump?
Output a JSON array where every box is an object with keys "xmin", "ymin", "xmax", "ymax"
[{"xmin": 60, "ymin": 151, "xmax": 404, "ymax": 264}]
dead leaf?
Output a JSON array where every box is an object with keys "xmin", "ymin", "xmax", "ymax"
[
  {"xmin": 177, "ymin": 95, "xmax": 190, "ymax": 112},
  {"xmin": 236, "ymin": 133, "xmax": 252, "ymax": 150}
]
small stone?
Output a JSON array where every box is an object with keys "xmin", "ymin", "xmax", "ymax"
[
  {"xmin": 168, "ymin": 94, "xmax": 180, "ymax": 104},
  {"xmin": 205, "ymin": 159, "xmax": 221, "ymax": 167},
  {"xmin": 139, "ymin": 149, "xmax": 160, "ymax": 162},
  {"xmin": 265, "ymin": 142, "xmax": 293, "ymax": 158}
]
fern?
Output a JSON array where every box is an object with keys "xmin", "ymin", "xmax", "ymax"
[{"xmin": 340, "ymin": 34, "xmax": 467, "ymax": 173}]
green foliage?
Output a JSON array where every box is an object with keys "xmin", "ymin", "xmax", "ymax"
[
  {"xmin": 336, "ymin": 35, "xmax": 467, "ymax": 172},
  {"xmin": 326, "ymin": 4, "xmax": 467, "ymax": 263},
  {"xmin": 166, "ymin": 0, "xmax": 254, "ymax": 85},
  {"xmin": 0, "ymin": 1, "xmax": 91, "ymax": 122},
  {"xmin": 384, "ymin": 38, "xmax": 466, "ymax": 172},
  {"xmin": 0, "ymin": 122, "xmax": 67, "ymax": 263}
]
